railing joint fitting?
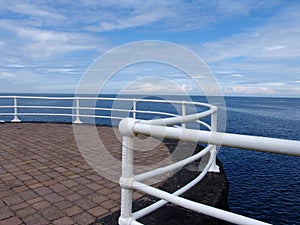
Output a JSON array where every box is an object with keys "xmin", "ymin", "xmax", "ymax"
[
  {"xmin": 119, "ymin": 177, "xmax": 135, "ymax": 189},
  {"xmin": 118, "ymin": 216, "xmax": 137, "ymax": 225},
  {"xmin": 119, "ymin": 118, "xmax": 139, "ymax": 137}
]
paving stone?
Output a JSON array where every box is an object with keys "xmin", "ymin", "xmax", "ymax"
[
  {"xmin": 17, "ymin": 190, "xmax": 38, "ymax": 201},
  {"xmin": 52, "ymin": 216, "xmax": 75, "ymax": 225},
  {"xmin": 34, "ymin": 186, "xmax": 53, "ymax": 195},
  {"xmin": 44, "ymin": 192, "xmax": 64, "ymax": 203},
  {"xmin": 86, "ymin": 182, "xmax": 102, "ymax": 191},
  {"xmin": 0, "ymin": 190, "xmax": 14, "ymax": 198},
  {"xmin": 45, "ymin": 171, "xmax": 60, "ymax": 178},
  {"xmin": 74, "ymin": 177, "xmax": 90, "ymax": 185},
  {"xmin": 12, "ymin": 186, "xmax": 28, "ymax": 193},
  {"xmin": 88, "ymin": 206, "xmax": 109, "ymax": 217},
  {"xmin": 27, "ymin": 183, "xmax": 43, "ymax": 189},
  {"xmin": 60, "ymin": 179, "xmax": 78, "ymax": 188},
  {"xmin": 17, "ymin": 174, "xmax": 33, "ymax": 181},
  {"xmin": 106, "ymin": 192, "xmax": 121, "ymax": 201},
  {"xmin": 42, "ymin": 179, "xmax": 57, "ymax": 186},
  {"xmin": 2, "ymin": 195, "xmax": 23, "ymax": 206},
  {"xmin": 54, "ymin": 200, "xmax": 73, "ymax": 210},
  {"xmin": 0, "ymin": 207, "xmax": 15, "ymax": 220},
  {"xmin": 54, "ymin": 167, "xmax": 68, "ymax": 173},
  {"xmin": 101, "ymin": 200, "xmax": 118, "ymax": 210},
  {"xmin": 77, "ymin": 187, "xmax": 93, "ymax": 195},
  {"xmin": 32, "ymin": 200, "xmax": 51, "ymax": 210},
  {"xmin": 86, "ymin": 174, "xmax": 103, "ymax": 182},
  {"xmin": 40, "ymin": 206, "xmax": 64, "ymax": 221},
  {"xmin": 72, "ymin": 212, "xmax": 95, "ymax": 225},
  {"xmin": 75, "ymin": 197, "xmax": 97, "ymax": 210},
  {"xmin": 97, "ymin": 188, "xmax": 113, "ymax": 196},
  {"xmin": 89, "ymin": 194, "xmax": 109, "ymax": 204},
  {"xmin": 64, "ymin": 205, "xmax": 84, "ymax": 216},
  {"xmin": 59, "ymin": 189, "xmax": 74, "ymax": 197},
  {"xmin": 0, "ymin": 216, "xmax": 23, "ymax": 225},
  {"xmin": 26, "ymin": 196, "xmax": 43, "ymax": 204},
  {"xmin": 49, "ymin": 183, "xmax": 68, "ymax": 192},
  {"xmin": 66, "ymin": 192, "xmax": 82, "ymax": 201},
  {"xmin": 35, "ymin": 174, "xmax": 51, "ymax": 182},
  {"xmin": 23, "ymin": 213, "xmax": 49, "ymax": 225},
  {"xmin": 15, "ymin": 207, "xmax": 35, "ymax": 218},
  {"xmin": 10, "ymin": 202, "xmax": 28, "ymax": 211}
]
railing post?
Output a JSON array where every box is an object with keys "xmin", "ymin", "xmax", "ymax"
[
  {"xmin": 209, "ymin": 108, "xmax": 220, "ymax": 172},
  {"xmin": 11, "ymin": 96, "xmax": 20, "ymax": 122},
  {"xmin": 181, "ymin": 101, "xmax": 186, "ymax": 128},
  {"xmin": 133, "ymin": 98, "xmax": 137, "ymax": 119},
  {"xmin": 118, "ymin": 118, "xmax": 136, "ymax": 225},
  {"xmin": 73, "ymin": 97, "xmax": 82, "ymax": 124}
]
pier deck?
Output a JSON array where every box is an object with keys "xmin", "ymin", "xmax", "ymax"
[{"xmin": 0, "ymin": 123, "xmax": 170, "ymax": 225}]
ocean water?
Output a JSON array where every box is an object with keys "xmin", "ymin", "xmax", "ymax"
[
  {"xmin": 0, "ymin": 94, "xmax": 299, "ymax": 224},
  {"xmin": 218, "ymin": 97, "xmax": 300, "ymax": 225}
]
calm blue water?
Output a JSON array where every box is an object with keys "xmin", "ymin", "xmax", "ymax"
[
  {"xmin": 218, "ymin": 97, "xmax": 300, "ymax": 225},
  {"xmin": 0, "ymin": 94, "xmax": 299, "ymax": 224}
]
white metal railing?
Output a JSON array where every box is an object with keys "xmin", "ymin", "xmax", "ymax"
[
  {"xmin": 117, "ymin": 110, "xmax": 300, "ymax": 224},
  {"xmin": 0, "ymin": 95, "xmax": 210, "ymax": 126},
  {"xmin": 0, "ymin": 95, "xmax": 299, "ymax": 225}
]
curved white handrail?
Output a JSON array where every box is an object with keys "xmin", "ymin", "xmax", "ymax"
[{"xmin": 0, "ymin": 95, "xmax": 212, "ymax": 129}]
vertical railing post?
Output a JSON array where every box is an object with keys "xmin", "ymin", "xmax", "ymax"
[
  {"xmin": 133, "ymin": 98, "xmax": 137, "ymax": 119},
  {"xmin": 11, "ymin": 96, "xmax": 20, "ymax": 122},
  {"xmin": 73, "ymin": 97, "xmax": 82, "ymax": 124},
  {"xmin": 181, "ymin": 101, "xmax": 186, "ymax": 128},
  {"xmin": 209, "ymin": 107, "xmax": 220, "ymax": 172},
  {"xmin": 118, "ymin": 118, "xmax": 136, "ymax": 225}
]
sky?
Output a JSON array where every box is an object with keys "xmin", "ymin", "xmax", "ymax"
[{"xmin": 0, "ymin": 0, "xmax": 300, "ymax": 97}]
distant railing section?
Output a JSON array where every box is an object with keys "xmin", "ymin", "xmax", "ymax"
[
  {"xmin": 1, "ymin": 95, "xmax": 299, "ymax": 225},
  {"xmin": 0, "ymin": 95, "xmax": 210, "ymax": 126}
]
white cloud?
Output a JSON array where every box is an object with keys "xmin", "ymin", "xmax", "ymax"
[
  {"xmin": 0, "ymin": 21, "xmax": 104, "ymax": 58},
  {"xmin": 224, "ymin": 86, "xmax": 277, "ymax": 96},
  {"xmin": 230, "ymin": 74, "xmax": 243, "ymax": 78},
  {"xmin": 0, "ymin": 0, "xmax": 267, "ymax": 33},
  {"xmin": 264, "ymin": 45, "xmax": 286, "ymax": 51},
  {"xmin": 123, "ymin": 82, "xmax": 191, "ymax": 94},
  {"xmin": 201, "ymin": 11, "xmax": 300, "ymax": 62},
  {"xmin": 194, "ymin": 4, "xmax": 300, "ymax": 97},
  {"xmin": 1, "ymin": 1, "xmax": 64, "ymax": 20},
  {"xmin": 0, "ymin": 72, "xmax": 16, "ymax": 79}
]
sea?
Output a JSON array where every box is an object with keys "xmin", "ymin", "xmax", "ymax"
[{"xmin": 0, "ymin": 94, "xmax": 299, "ymax": 225}]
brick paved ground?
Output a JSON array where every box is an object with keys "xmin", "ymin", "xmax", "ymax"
[{"xmin": 0, "ymin": 123, "xmax": 171, "ymax": 225}]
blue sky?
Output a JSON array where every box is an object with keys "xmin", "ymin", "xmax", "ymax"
[{"xmin": 0, "ymin": 0, "xmax": 299, "ymax": 96}]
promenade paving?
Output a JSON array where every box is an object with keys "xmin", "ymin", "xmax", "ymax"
[{"xmin": 0, "ymin": 123, "xmax": 171, "ymax": 225}]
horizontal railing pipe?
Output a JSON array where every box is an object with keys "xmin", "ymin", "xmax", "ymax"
[
  {"xmin": 133, "ymin": 149, "xmax": 216, "ymax": 220},
  {"xmin": 132, "ymin": 180, "xmax": 270, "ymax": 225},
  {"xmin": 134, "ymin": 145, "xmax": 213, "ymax": 182},
  {"xmin": 132, "ymin": 122, "xmax": 300, "ymax": 157},
  {"xmin": 141, "ymin": 108, "xmax": 215, "ymax": 126}
]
